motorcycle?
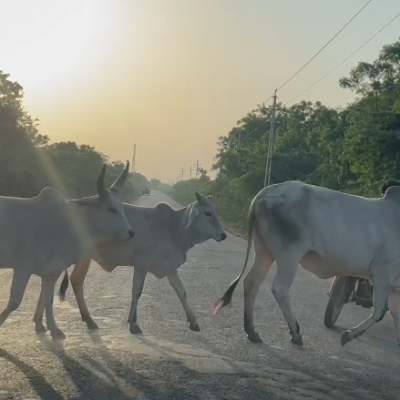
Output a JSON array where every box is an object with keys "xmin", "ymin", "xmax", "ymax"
[{"xmin": 324, "ymin": 276, "xmax": 374, "ymax": 328}]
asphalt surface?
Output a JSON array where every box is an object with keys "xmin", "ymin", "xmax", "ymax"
[{"xmin": 0, "ymin": 190, "xmax": 400, "ymax": 399}]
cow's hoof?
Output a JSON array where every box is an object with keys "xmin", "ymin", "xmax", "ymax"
[
  {"xmin": 86, "ymin": 319, "xmax": 99, "ymax": 330},
  {"xmin": 291, "ymin": 334, "xmax": 303, "ymax": 346},
  {"xmin": 247, "ymin": 332, "xmax": 263, "ymax": 343},
  {"xmin": 35, "ymin": 324, "xmax": 47, "ymax": 334},
  {"xmin": 51, "ymin": 329, "xmax": 66, "ymax": 341},
  {"xmin": 341, "ymin": 330, "xmax": 353, "ymax": 346},
  {"xmin": 189, "ymin": 322, "xmax": 200, "ymax": 332},
  {"xmin": 129, "ymin": 324, "xmax": 143, "ymax": 335}
]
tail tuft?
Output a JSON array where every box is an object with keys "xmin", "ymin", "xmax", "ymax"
[
  {"xmin": 58, "ymin": 270, "xmax": 69, "ymax": 302},
  {"xmin": 212, "ymin": 277, "xmax": 240, "ymax": 315}
]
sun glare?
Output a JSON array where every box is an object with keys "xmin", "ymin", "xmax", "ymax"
[{"xmin": 0, "ymin": 0, "xmax": 114, "ymax": 91}]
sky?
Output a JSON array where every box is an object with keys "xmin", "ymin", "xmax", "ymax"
[{"xmin": 0, "ymin": 0, "xmax": 399, "ymax": 182}]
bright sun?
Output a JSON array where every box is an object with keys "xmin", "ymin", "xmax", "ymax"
[{"xmin": 0, "ymin": 0, "xmax": 114, "ymax": 91}]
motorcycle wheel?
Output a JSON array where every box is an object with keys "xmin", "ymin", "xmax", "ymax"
[{"xmin": 324, "ymin": 276, "xmax": 350, "ymax": 328}]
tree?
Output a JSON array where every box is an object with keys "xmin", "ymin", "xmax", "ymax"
[
  {"xmin": 0, "ymin": 69, "xmax": 150, "ymax": 200},
  {"xmin": 168, "ymin": 38, "xmax": 400, "ymax": 232},
  {"xmin": 149, "ymin": 178, "xmax": 162, "ymax": 189},
  {"xmin": 0, "ymin": 70, "xmax": 49, "ymax": 196}
]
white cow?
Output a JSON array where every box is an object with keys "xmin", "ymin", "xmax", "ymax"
[
  {"xmin": 56, "ymin": 192, "xmax": 227, "ymax": 334},
  {"xmin": 0, "ymin": 162, "xmax": 134, "ymax": 340},
  {"xmin": 213, "ymin": 180, "xmax": 400, "ymax": 347}
]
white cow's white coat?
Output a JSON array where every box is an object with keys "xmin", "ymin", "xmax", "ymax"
[
  {"xmin": 213, "ymin": 180, "xmax": 400, "ymax": 347},
  {"xmin": 0, "ymin": 162, "xmax": 134, "ymax": 339},
  {"xmin": 57, "ymin": 192, "xmax": 227, "ymax": 333}
]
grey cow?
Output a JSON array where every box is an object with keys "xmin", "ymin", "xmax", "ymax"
[
  {"xmin": 58, "ymin": 192, "xmax": 227, "ymax": 333},
  {"xmin": 213, "ymin": 180, "xmax": 400, "ymax": 347},
  {"xmin": 0, "ymin": 162, "xmax": 134, "ymax": 340}
]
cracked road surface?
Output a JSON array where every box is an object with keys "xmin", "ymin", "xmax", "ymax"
[{"xmin": 0, "ymin": 190, "xmax": 400, "ymax": 399}]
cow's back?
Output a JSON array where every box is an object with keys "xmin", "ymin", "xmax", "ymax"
[{"xmin": 256, "ymin": 181, "xmax": 400, "ymax": 271}]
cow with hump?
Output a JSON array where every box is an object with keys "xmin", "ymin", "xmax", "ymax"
[
  {"xmin": 213, "ymin": 179, "xmax": 400, "ymax": 347},
  {"xmin": 58, "ymin": 192, "xmax": 227, "ymax": 334},
  {"xmin": 0, "ymin": 161, "xmax": 134, "ymax": 340}
]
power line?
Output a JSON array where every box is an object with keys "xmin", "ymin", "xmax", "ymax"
[
  {"xmin": 264, "ymin": 90, "xmax": 278, "ymax": 187},
  {"xmin": 227, "ymin": 1, "xmax": 372, "ymax": 145},
  {"xmin": 242, "ymin": 119, "xmax": 270, "ymax": 141},
  {"xmin": 194, "ymin": 159, "xmax": 200, "ymax": 178},
  {"xmin": 228, "ymin": 94, "xmax": 274, "ymax": 144},
  {"xmin": 225, "ymin": 1, "xmax": 372, "ymax": 147},
  {"xmin": 284, "ymin": 11, "xmax": 400, "ymax": 106},
  {"xmin": 260, "ymin": 93, "xmax": 274, "ymax": 107},
  {"xmin": 276, "ymin": 0, "xmax": 373, "ymax": 93},
  {"xmin": 131, "ymin": 144, "xmax": 136, "ymax": 173}
]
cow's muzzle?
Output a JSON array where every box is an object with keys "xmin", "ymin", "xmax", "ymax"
[{"xmin": 216, "ymin": 232, "xmax": 227, "ymax": 242}]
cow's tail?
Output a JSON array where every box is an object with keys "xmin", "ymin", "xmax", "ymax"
[
  {"xmin": 212, "ymin": 195, "xmax": 258, "ymax": 314},
  {"xmin": 58, "ymin": 269, "xmax": 69, "ymax": 302}
]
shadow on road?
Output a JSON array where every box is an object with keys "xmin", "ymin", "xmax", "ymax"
[{"xmin": 0, "ymin": 335, "xmax": 204, "ymax": 400}]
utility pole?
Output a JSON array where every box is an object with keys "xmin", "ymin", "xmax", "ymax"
[
  {"xmin": 264, "ymin": 89, "xmax": 277, "ymax": 188},
  {"xmin": 181, "ymin": 167, "xmax": 184, "ymax": 181},
  {"xmin": 189, "ymin": 165, "xmax": 193, "ymax": 179},
  {"xmin": 131, "ymin": 144, "xmax": 136, "ymax": 173},
  {"xmin": 194, "ymin": 159, "xmax": 200, "ymax": 179}
]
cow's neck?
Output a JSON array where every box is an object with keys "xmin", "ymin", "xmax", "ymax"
[
  {"xmin": 176, "ymin": 205, "xmax": 200, "ymax": 255},
  {"xmin": 66, "ymin": 205, "xmax": 104, "ymax": 248}
]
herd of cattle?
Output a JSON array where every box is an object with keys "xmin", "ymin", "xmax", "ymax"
[{"xmin": 1, "ymin": 161, "xmax": 400, "ymax": 349}]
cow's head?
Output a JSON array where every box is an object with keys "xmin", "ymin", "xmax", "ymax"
[
  {"xmin": 186, "ymin": 192, "xmax": 227, "ymax": 243},
  {"xmin": 66, "ymin": 161, "xmax": 135, "ymax": 241}
]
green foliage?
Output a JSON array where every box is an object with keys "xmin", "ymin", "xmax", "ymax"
[
  {"xmin": 166, "ymin": 175, "xmax": 212, "ymax": 206},
  {"xmin": 0, "ymin": 69, "xmax": 148, "ymax": 200},
  {"xmin": 168, "ymin": 38, "xmax": 400, "ymax": 233}
]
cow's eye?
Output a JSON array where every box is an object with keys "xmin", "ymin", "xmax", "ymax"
[
  {"xmin": 205, "ymin": 211, "xmax": 212, "ymax": 217},
  {"xmin": 108, "ymin": 208, "xmax": 118, "ymax": 214}
]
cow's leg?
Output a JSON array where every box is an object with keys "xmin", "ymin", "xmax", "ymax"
[
  {"xmin": 42, "ymin": 276, "xmax": 66, "ymax": 340},
  {"xmin": 388, "ymin": 288, "xmax": 400, "ymax": 345},
  {"xmin": 69, "ymin": 260, "xmax": 98, "ymax": 329},
  {"xmin": 33, "ymin": 276, "xmax": 57, "ymax": 333},
  {"xmin": 128, "ymin": 268, "xmax": 147, "ymax": 334},
  {"xmin": 33, "ymin": 283, "xmax": 47, "ymax": 333},
  {"xmin": 341, "ymin": 276, "xmax": 390, "ymax": 346},
  {"xmin": 0, "ymin": 269, "xmax": 31, "ymax": 327},
  {"xmin": 243, "ymin": 234, "xmax": 274, "ymax": 343},
  {"xmin": 167, "ymin": 269, "xmax": 199, "ymax": 332},
  {"xmin": 272, "ymin": 255, "xmax": 302, "ymax": 345}
]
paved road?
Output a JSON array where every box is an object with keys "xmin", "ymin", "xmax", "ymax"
[{"xmin": 0, "ymin": 191, "xmax": 400, "ymax": 399}]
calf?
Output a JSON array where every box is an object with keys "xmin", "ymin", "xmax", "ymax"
[{"xmin": 58, "ymin": 192, "xmax": 227, "ymax": 334}]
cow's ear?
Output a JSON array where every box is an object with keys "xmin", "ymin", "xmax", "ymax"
[
  {"xmin": 66, "ymin": 198, "xmax": 93, "ymax": 207},
  {"xmin": 185, "ymin": 204, "xmax": 199, "ymax": 229}
]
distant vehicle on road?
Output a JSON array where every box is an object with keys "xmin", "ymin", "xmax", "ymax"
[{"xmin": 142, "ymin": 186, "xmax": 151, "ymax": 196}]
